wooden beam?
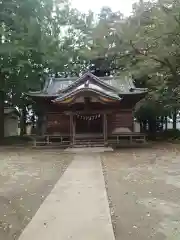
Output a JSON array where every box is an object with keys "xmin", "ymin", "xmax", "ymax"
[{"xmin": 64, "ymin": 109, "xmax": 133, "ymax": 115}]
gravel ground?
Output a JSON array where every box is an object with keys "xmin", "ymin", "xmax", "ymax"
[
  {"xmin": 0, "ymin": 148, "xmax": 72, "ymax": 240},
  {"xmin": 102, "ymin": 144, "xmax": 180, "ymax": 240},
  {"xmin": 1, "ymin": 144, "xmax": 180, "ymax": 240}
]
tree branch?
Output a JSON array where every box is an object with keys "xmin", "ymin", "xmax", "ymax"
[
  {"xmin": 160, "ymin": 4, "xmax": 180, "ymax": 27},
  {"xmin": 130, "ymin": 40, "xmax": 167, "ymax": 66},
  {"xmin": 164, "ymin": 58, "xmax": 178, "ymax": 80}
]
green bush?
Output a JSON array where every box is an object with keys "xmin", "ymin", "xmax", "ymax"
[
  {"xmin": 2, "ymin": 136, "xmax": 31, "ymax": 145},
  {"xmin": 161, "ymin": 129, "xmax": 180, "ymax": 139}
]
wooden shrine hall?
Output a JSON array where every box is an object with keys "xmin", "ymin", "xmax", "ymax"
[{"xmin": 27, "ymin": 72, "xmax": 148, "ymax": 147}]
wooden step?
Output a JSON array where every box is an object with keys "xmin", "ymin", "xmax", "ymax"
[
  {"xmin": 75, "ymin": 138, "xmax": 104, "ymax": 142},
  {"xmin": 74, "ymin": 138, "xmax": 105, "ymax": 147},
  {"xmin": 73, "ymin": 143, "xmax": 105, "ymax": 148}
]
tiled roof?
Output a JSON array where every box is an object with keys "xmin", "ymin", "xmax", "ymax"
[
  {"xmin": 54, "ymin": 84, "xmax": 121, "ymax": 102},
  {"xmin": 28, "ymin": 72, "xmax": 147, "ymax": 97}
]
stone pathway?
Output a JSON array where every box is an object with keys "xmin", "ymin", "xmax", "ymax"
[
  {"xmin": 18, "ymin": 153, "xmax": 115, "ymax": 240},
  {"xmin": 64, "ymin": 147, "xmax": 113, "ymax": 153}
]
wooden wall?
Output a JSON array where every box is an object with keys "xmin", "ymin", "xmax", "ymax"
[
  {"xmin": 107, "ymin": 110, "xmax": 133, "ymax": 134},
  {"xmin": 46, "ymin": 113, "xmax": 70, "ymax": 134},
  {"xmin": 45, "ymin": 109, "xmax": 133, "ymax": 135}
]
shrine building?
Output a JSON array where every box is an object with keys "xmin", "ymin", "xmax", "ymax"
[{"xmin": 27, "ymin": 72, "xmax": 147, "ymax": 146}]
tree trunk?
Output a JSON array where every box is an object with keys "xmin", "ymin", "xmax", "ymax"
[
  {"xmin": 172, "ymin": 109, "xmax": 177, "ymax": 130},
  {"xmin": 141, "ymin": 120, "xmax": 147, "ymax": 132},
  {"xmin": 165, "ymin": 116, "xmax": 168, "ymax": 130},
  {"xmin": 20, "ymin": 105, "xmax": 26, "ymax": 136},
  {"xmin": 0, "ymin": 90, "xmax": 4, "ymax": 140},
  {"xmin": 148, "ymin": 118, "xmax": 156, "ymax": 134},
  {"xmin": 160, "ymin": 116, "xmax": 164, "ymax": 132},
  {"xmin": 140, "ymin": 122, "xmax": 143, "ymax": 132},
  {"xmin": 30, "ymin": 114, "xmax": 36, "ymax": 135}
]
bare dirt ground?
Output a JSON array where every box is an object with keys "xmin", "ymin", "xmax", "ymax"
[
  {"xmin": 102, "ymin": 143, "xmax": 180, "ymax": 240},
  {"xmin": 1, "ymin": 144, "xmax": 180, "ymax": 240},
  {"xmin": 0, "ymin": 148, "xmax": 72, "ymax": 240}
]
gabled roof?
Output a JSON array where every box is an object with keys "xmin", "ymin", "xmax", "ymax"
[
  {"xmin": 53, "ymin": 86, "xmax": 121, "ymax": 103},
  {"xmin": 59, "ymin": 72, "xmax": 120, "ymax": 94},
  {"xmin": 27, "ymin": 72, "xmax": 147, "ymax": 99}
]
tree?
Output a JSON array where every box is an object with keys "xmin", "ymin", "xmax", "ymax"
[
  {"xmin": 0, "ymin": 0, "xmax": 86, "ymax": 137},
  {"xmin": 110, "ymin": 0, "xmax": 180, "ymax": 131}
]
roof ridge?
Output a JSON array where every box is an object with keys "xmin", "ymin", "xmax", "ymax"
[
  {"xmin": 60, "ymin": 72, "xmax": 120, "ymax": 94},
  {"xmin": 53, "ymin": 77, "xmax": 78, "ymax": 81}
]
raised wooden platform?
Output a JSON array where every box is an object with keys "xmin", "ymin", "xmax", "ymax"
[
  {"xmin": 108, "ymin": 132, "xmax": 146, "ymax": 145},
  {"xmin": 27, "ymin": 132, "xmax": 146, "ymax": 148}
]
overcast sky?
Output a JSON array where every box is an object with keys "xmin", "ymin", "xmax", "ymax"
[{"xmin": 71, "ymin": 0, "xmax": 137, "ymax": 16}]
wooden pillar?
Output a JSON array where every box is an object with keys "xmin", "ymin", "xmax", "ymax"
[
  {"xmin": 103, "ymin": 113, "xmax": 107, "ymax": 146},
  {"xmin": 70, "ymin": 113, "xmax": 76, "ymax": 146},
  {"xmin": 70, "ymin": 114, "xmax": 73, "ymax": 146},
  {"xmin": 41, "ymin": 115, "xmax": 47, "ymax": 136},
  {"xmin": 132, "ymin": 109, "xmax": 135, "ymax": 132},
  {"xmin": 72, "ymin": 115, "xmax": 76, "ymax": 145}
]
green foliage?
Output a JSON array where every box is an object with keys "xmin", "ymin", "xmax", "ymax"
[
  {"xmin": 121, "ymin": 0, "xmax": 180, "ymax": 117},
  {"xmin": 161, "ymin": 129, "xmax": 180, "ymax": 140},
  {"xmin": 1, "ymin": 0, "xmax": 180, "ymax": 136},
  {"xmin": 0, "ymin": 0, "xmax": 89, "ymax": 106}
]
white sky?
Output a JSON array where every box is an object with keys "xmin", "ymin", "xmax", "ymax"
[{"xmin": 71, "ymin": 0, "xmax": 137, "ymax": 16}]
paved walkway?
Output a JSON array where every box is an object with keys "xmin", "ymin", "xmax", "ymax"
[
  {"xmin": 64, "ymin": 147, "xmax": 113, "ymax": 153},
  {"xmin": 18, "ymin": 154, "xmax": 115, "ymax": 240}
]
